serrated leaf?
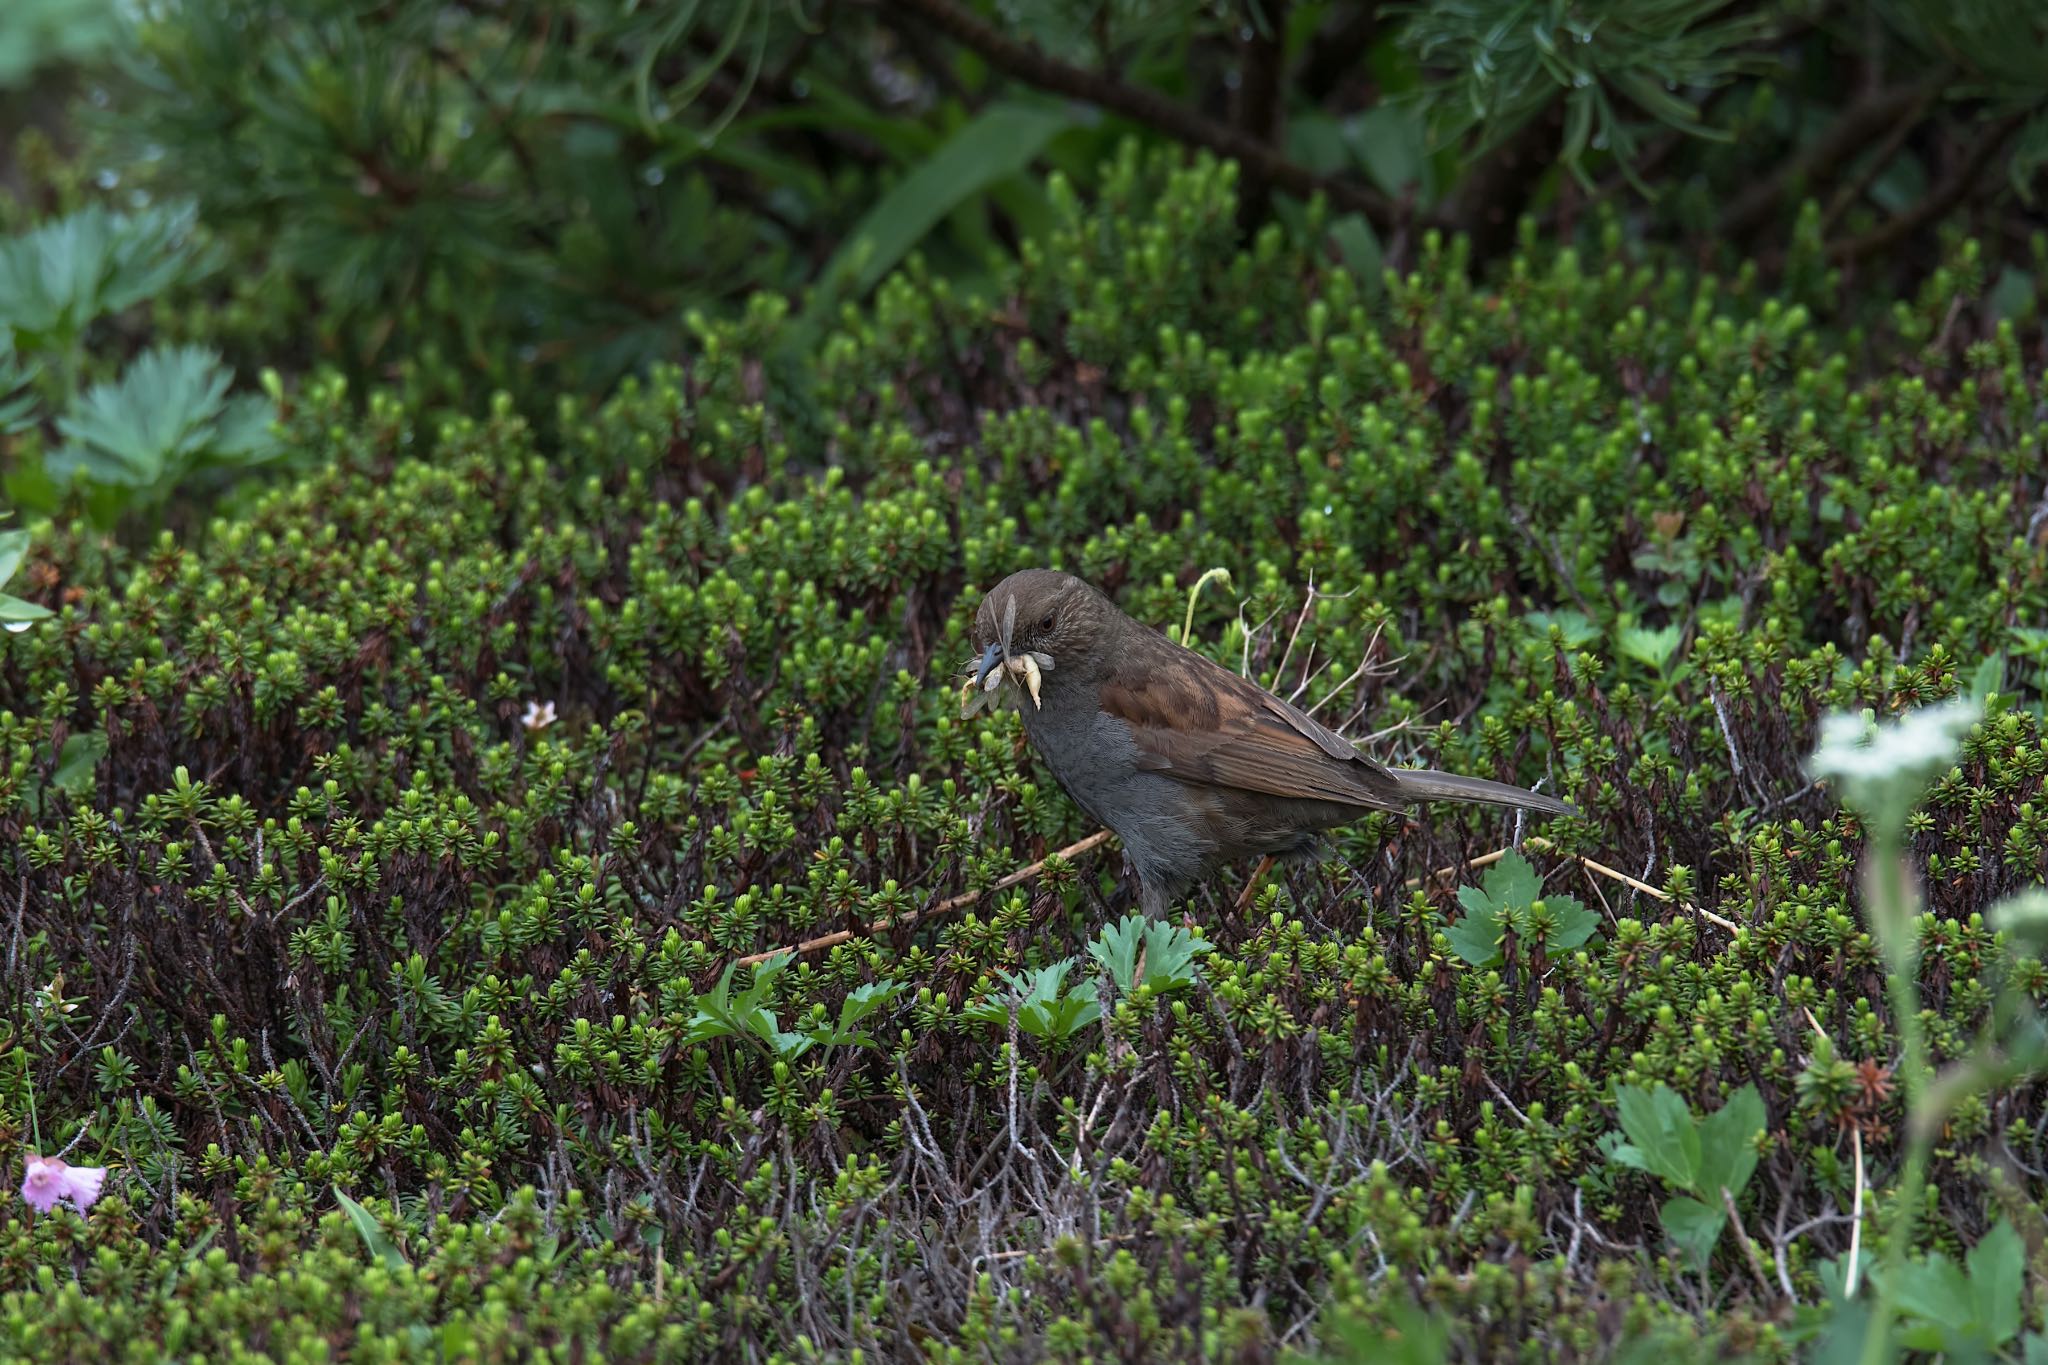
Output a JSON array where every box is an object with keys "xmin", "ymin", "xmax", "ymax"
[
  {"xmin": 1481, "ymin": 849, "xmax": 1543, "ymax": 911},
  {"xmin": 1443, "ymin": 911, "xmax": 1503, "ymax": 968},
  {"xmin": 1344, "ymin": 105, "xmax": 1430, "ymax": 197},
  {"xmin": 1523, "ymin": 608, "xmax": 1599, "ymax": 648},
  {"xmin": 51, "ymin": 344, "xmax": 233, "ymax": 487},
  {"xmin": 1087, "ymin": 915, "xmax": 1147, "ymax": 990},
  {"xmin": 1610, "ymin": 1083, "xmax": 1701, "ymax": 1188},
  {"xmin": 1618, "ymin": 623, "xmax": 1684, "ymax": 672},
  {"xmin": 1328, "ymin": 214, "xmax": 1382, "ymax": 283},
  {"xmin": 1454, "ymin": 883, "xmax": 1495, "ymax": 918},
  {"xmin": 835, "ymin": 980, "xmax": 904, "ymax": 1033},
  {"xmin": 1657, "ymin": 1194, "xmax": 1725, "ymax": 1271},
  {"xmin": 0, "ymin": 334, "xmax": 37, "ymax": 433},
  {"xmin": 1286, "ymin": 113, "xmax": 1351, "ymax": 176},
  {"xmin": 0, "ymin": 203, "xmax": 204, "ymax": 346},
  {"xmin": 1890, "ymin": 1249, "xmax": 1973, "ymax": 1343},
  {"xmin": 965, "ymin": 958, "xmax": 1101, "ymax": 1040},
  {"xmin": 210, "ymin": 393, "xmax": 280, "ymax": 464},
  {"xmin": 1534, "ymin": 895, "xmax": 1599, "ymax": 954},
  {"xmin": 1087, "ymin": 914, "xmax": 1209, "ymax": 995},
  {"xmin": 1693, "ymin": 1083, "xmax": 1765, "ymax": 1201},
  {"xmin": 1967, "ymin": 1220, "xmax": 2025, "ymax": 1347}
]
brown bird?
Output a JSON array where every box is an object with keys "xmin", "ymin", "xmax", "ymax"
[{"xmin": 967, "ymin": 569, "xmax": 1573, "ymax": 917}]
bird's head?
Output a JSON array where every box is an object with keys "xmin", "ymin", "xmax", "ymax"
[{"xmin": 969, "ymin": 569, "xmax": 1110, "ymax": 694}]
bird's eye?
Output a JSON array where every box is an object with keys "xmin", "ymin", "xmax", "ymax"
[{"xmin": 1039, "ymin": 613, "xmax": 1055, "ymax": 631}]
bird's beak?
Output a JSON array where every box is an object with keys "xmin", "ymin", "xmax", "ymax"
[{"xmin": 975, "ymin": 640, "xmax": 1006, "ymax": 689}]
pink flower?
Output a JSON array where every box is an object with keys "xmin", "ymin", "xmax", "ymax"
[{"xmin": 20, "ymin": 1153, "xmax": 107, "ymax": 1213}]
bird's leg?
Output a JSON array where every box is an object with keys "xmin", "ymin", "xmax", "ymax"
[{"xmin": 1234, "ymin": 855, "xmax": 1277, "ymax": 913}]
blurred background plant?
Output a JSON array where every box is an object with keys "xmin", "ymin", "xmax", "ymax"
[
  {"xmin": 0, "ymin": 1, "xmax": 279, "ymax": 533},
  {"xmin": 1801, "ymin": 700, "xmax": 2048, "ymax": 1362},
  {"xmin": 0, "ymin": 0, "xmax": 2040, "ymax": 485}
]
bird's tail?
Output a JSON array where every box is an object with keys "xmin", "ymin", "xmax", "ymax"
[{"xmin": 1388, "ymin": 767, "xmax": 1574, "ymax": 817}]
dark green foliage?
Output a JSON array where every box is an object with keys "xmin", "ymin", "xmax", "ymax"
[
  {"xmin": 1, "ymin": 149, "xmax": 2047, "ymax": 1359},
  {"xmin": 18, "ymin": 0, "xmax": 2035, "ymax": 425}
]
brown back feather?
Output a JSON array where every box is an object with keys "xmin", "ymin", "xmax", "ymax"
[{"xmin": 1096, "ymin": 625, "xmax": 1408, "ymax": 810}]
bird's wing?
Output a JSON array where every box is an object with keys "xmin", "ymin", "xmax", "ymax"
[{"xmin": 1096, "ymin": 635, "xmax": 1406, "ymax": 809}]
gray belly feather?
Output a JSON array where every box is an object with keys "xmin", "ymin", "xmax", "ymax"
[{"xmin": 1018, "ymin": 701, "xmax": 1210, "ymax": 897}]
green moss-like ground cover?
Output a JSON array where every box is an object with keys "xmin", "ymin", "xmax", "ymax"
[{"xmin": 3, "ymin": 151, "xmax": 2046, "ymax": 1361}]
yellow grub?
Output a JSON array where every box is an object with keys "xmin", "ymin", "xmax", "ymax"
[{"xmin": 958, "ymin": 651, "xmax": 1053, "ymax": 716}]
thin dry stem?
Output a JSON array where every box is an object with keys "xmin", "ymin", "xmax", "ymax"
[{"xmin": 734, "ymin": 829, "xmax": 1114, "ymax": 967}]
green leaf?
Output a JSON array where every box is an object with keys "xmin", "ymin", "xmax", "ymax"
[
  {"xmin": 64, "ymin": 346, "xmax": 276, "ymax": 508},
  {"xmin": 49, "ymin": 345, "xmax": 255, "ymax": 490},
  {"xmin": 0, "ymin": 592, "xmax": 51, "ymax": 629},
  {"xmin": 1443, "ymin": 910, "xmax": 1503, "ymax": 968},
  {"xmin": 1286, "ymin": 113, "xmax": 1351, "ymax": 176},
  {"xmin": 0, "ymin": 334, "xmax": 37, "ymax": 433},
  {"xmin": 1287, "ymin": 1298, "xmax": 1451, "ymax": 1365},
  {"xmin": 50, "ymin": 730, "xmax": 106, "ymax": 797},
  {"xmin": 1609, "ymin": 1083, "xmax": 1701, "ymax": 1189},
  {"xmin": 1328, "ymin": 214, "xmax": 1383, "ymax": 284},
  {"xmin": 0, "ymin": 0, "xmax": 122, "ymax": 89},
  {"xmin": 1523, "ymin": 608, "xmax": 1600, "ymax": 649},
  {"xmin": 1617, "ymin": 624, "xmax": 1684, "ymax": 673},
  {"xmin": 965, "ymin": 959, "xmax": 1101, "ymax": 1040},
  {"xmin": 1804, "ymin": 1294, "xmax": 1877, "ymax": 1365},
  {"xmin": 1967, "ymin": 1220, "xmax": 2025, "ymax": 1347},
  {"xmin": 0, "ymin": 203, "xmax": 205, "ymax": 348},
  {"xmin": 1482, "ymin": 849, "xmax": 1543, "ymax": 912},
  {"xmin": 0, "ymin": 527, "xmax": 29, "ymax": 588},
  {"xmin": 1344, "ymin": 106, "xmax": 1430, "ymax": 198},
  {"xmin": 819, "ymin": 101, "xmax": 1074, "ymax": 302},
  {"xmin": 1657, "ymin": 1194, "xmax": 1725, "ymax": 1271},
  {"xmin": 1995, "ymin": 887, "xmax": 2048, "ymax": 964},
  {"xmin": 1968, "ymin": 653, "xmax": 2005, "ymax": 710},
  {"xmin": 1890, "ymin": 1249, "xmax": 1973, "ymax": 1345},
  {"xmin": 835, "ymin": 980, "xmax": 904, "ymax": 1033},
  {"xmin": 1531, "ymin": 896, "xmax": 1599, "ymax": 955},
  {"xmin": 685, "ymin": 954, "xmax": 810, "ymax": 1060},
  {"xmin": 1088, "ymin": 914, "xmax": 1148, "ymax": 990},
  {"xmin": 1448, "ymin": 851, "xmax": 1555, "ymax": 967},
  {"xmin": 802, "ymin": 980, "xmax": 906, "ymax": 1050},
  {"xmin": 1087, "ymin": 914, "xmax": 1209, "ymax": 995},
  {"xmin": 1454, "ymin": 883, "xmax": 1496, "ymax": 920},
  {"xmin": 1693, "ymin": 1083, "xmax": 1765, "ymax": 1202},
  {"xmin": 211, "ymin": 394, "xmax": 280, "ymax": 463},
  {"xmin": 332, "ymin": 1186, "xmax": 409, "ymax": 1272}
]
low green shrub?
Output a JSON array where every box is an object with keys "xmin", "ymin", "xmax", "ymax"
[{"xmin": 2, "ymin": 148, "xmax": 2046, "ymax": 1360}]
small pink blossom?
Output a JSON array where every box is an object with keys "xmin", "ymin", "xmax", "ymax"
[
  {"xmin": 20, "ymin": 1153, "xmax": 106, "ymax": 1213},
  {"xmin": 521, "ymin": 699, "xmax": 557, "ymax": 732}
]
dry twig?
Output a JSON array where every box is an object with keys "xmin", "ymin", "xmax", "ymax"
[{"xmin": 735, "ymin": 829, "xmax": 1114, "ymax": 967}]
